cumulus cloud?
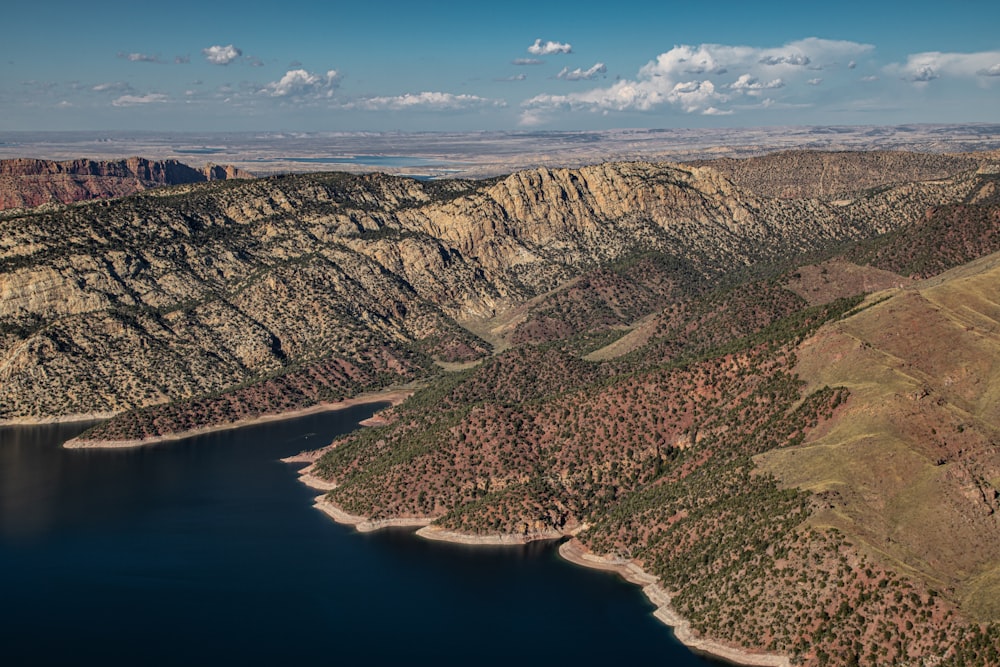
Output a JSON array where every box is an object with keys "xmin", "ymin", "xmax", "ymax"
[
  {"xmin": 262, "ymin": 69, "xmax": 340, "ymax": 98},
  {"xmin": 202, "ymin": 44, "xmax": 242, "ymax": 65},
  {"xmin": 807, "ymin": 78, "xmax": 823, "ymax": 85},
  {"xmin": 92, "ymin": 81, "xmax": 134, "ymax": 93},
  {"xmin": 518, "ymin": 109, "xmax": 548, "ymax": 126},
  {"xmin": 759, "ymin": 54, "xmax": 810, "ymax": 66},
  {"xmin": 557, "ymin": 63, "xmax": 607, "ymax": 81},
  {"xmin": 528, "ymin": 39, "xmax": 572, "ymax": 55},
  {"xmin": 888, "ymin": 50, "xmax": 1000, "ymax": 83},
  {"xmin": 668, "ymin": 80, "xmax": 726, "ymax": 113},
  {"xmin": 909, "ymin": 65, "xmax": 939, "ymax": 82},
  {"xmin": 728, "ymin": 74, "xmax": 785, "ymax": 94},
  {"xmin": 351, "ymin": 91, "xmax": 505, "ymax": 111},
  {"xmin": 118, "ymin": 52, "xmax": 161, "ymax": 63},
  {"xmin": 522, "ymin": 38, "xmax": 873, "ymax": 116},
  {"xmin": 112, "ymin": 93, "xmax": 168, "ymax": 107},
  {"xmin": 848, "ymin": 60, "xmax": 857, "ymax": 69},
  {"xmin": 512, "ymin": 58, "xmax": 544, "ymax": 66},
  {"xmin": 496, "ymin": 74, "xmax": 527, "ymax": 82},
  {"xmin": 702, "ymin": 106, "xmax": 733, "ymax": 116}
]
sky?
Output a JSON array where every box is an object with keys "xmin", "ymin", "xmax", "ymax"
[{"xmin": 2, "ymin": 0, "xmax": 999, "ymax": 133}]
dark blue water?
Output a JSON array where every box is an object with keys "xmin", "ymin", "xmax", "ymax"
[{"xmin": 0, "ymin": 407, "xmax": 717, "ymax": 666}]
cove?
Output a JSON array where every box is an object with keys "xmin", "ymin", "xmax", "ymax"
[{"xmin": 0, "ymin": 406, "xmax": 718, "ymax": 666}]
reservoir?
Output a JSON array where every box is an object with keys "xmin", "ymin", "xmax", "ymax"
[
  {"xmin": 277, "ymin": 155, "xmax": 453, "ymax": 167},
  {"xmin": 0, "ymin": 406, "xmax": 718, "ymax": 666}
]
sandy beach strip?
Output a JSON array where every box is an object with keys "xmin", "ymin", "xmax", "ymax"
[
  {"xmin": 303, "ymin": 485, "xmax": 791, "ymax": 666},
  {"xmin": 314, "ymin": 496, "xmax": 433, "ymax": 532},
  {"xmin": 298, "ymin": 466, "xmax": 567, "ymax": 545},
  {"xmin": 558, "ymin": 539, "xmax": 791, "ymax": 667},
  {"xmin": 289, "ymin": 425, "xmax": 790, "ymax": 666},
  {"xmin": 415, "ymin": 525, "xmax": 564, "ymax": 545},
  {"xmin": 0, "ymin": 412, "xmax": 115, "ymax": 427},
  {"xmin": 62, "ymin": 389, "xmax": 412, "ymax": 449}
]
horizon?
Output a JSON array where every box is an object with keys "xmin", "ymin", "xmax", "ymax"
[
  {"xmin": 5, "ymin": 123, "xmax": 1000, "ymax": 181},
  {"xmin": 3, "ymin": 0, "xmax": 999, "ymax": 133}
]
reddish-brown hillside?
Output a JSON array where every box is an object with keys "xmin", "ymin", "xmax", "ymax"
[{"xmin": 0, "ymin": 157, "xmax": 250, "ymax": 210}]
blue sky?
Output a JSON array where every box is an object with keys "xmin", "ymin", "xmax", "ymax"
[{"xmin": 3, "ymin": 0, "xmax": 998, "ymax": 132}]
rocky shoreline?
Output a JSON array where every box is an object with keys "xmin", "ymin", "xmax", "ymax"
[
  {"xmin": 558, "ymin": 540, "xmax": 791, "ymax": 667},
  {"xmin": 294, "ymin": 466, "xmax": 790, "ymax": 667},
  {"xmin": 61, "ymin": 390, "xmax": 411, "ymax": 449},
  {"xmin": 0, "ymin": 412, "xmax": 115, "ymax": 427}
]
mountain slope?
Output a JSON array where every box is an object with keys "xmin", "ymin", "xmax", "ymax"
[
  {"xmin": 5, "ymin": 150, "xmax": 1000, "ymax": 664},
  {"xmin": 758, "ymin": 251, "xmax": 1000, "ymax": 621},
  {"xmin": 3, "ymin": 159, "xmax": 983, "ymax": 423}
]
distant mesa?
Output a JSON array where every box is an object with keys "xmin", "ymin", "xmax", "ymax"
[{"xmin": 0, "ymin": 157, "xmax": 252, "ymax": 211}]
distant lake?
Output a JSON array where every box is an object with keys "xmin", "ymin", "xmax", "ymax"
[
  {"xmin": 174, "ymin": 148, "xmax": 226, "ymax": 155},
  {"xmin": 0, "ymin": 409, "xmax": 718, "ymax": 666},
  {"xmin": 278, "ymin": 155, "xmax": 454, "ymax": 167}
]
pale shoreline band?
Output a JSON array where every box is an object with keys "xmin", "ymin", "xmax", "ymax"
[
  {"xmin": 296, "ymin": 468, "xmax": 790, "ymax": 667},
  {"xmin": 32, "ymin": 388, "xmax": 790, "ymax": 667},
  {"xmin": 59, "ymin": 389, "xmax": 412, "ymax": 449}
]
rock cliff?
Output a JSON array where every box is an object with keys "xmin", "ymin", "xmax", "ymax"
[
  {"xmin": 0, "ymin": 157, "xmax": 987, "ymax": 420},
  {"xmin": 0, "ymin": 157, "xmax": 251, "ymax": 210}
]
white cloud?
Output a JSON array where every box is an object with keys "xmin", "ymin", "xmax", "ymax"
[
  {"xmin": 528, "ymin": 39, "xmax": 572, "ymax": 56},
  {"xmin": 92, "ymin": 81, "xmax": 134, "ymax": 93},
  {"xmin": 112, "ymin": 93, "xmax": 168, "ymax": 107},
  {"xmin": 522, "ymin": 38, "xmax": 873, "ymax": 116},
  {"xmin": 848, "ymin": 60, "xmax": 857, "ymax": 69},
  {"xmin": 759, "ymin": 54, "xmax": 810, "ymax": 66},
  {"xmin": 351, "ymin": 91, "xmax": 505, "ymax": 111},
  {"xmin": 518, "ymin": 109, "xmax": 548, "ymax": 126},
  {"xmin": 262, "ymin": 69, "xmax": 340, "ymax": 98},
  {"xmin": 512, "ymin": 58, "xmax": 544, "ymax": 66},
  {"xmin": 557, "ymin": 63, "xmax": 607, "ymax": 81},
  {"xmin": 175, "ymin": 55, "xmax": 190, "ymax": 64},
  {"xmin": 118, "ymin": 52, "xmax": 161, "ymax": 63},
  {"xmin": 888, "ymin": 50, "xmax": 1000, "ymax": 83},
  {"xmin": 807, "ymin": 78, "xmax": 823, "ymax": 85},
  {"xmin": 667, "ymin": 80, "xmax": 727, "ymax": 113},
  {"xmin": 910, "ymin": 65, "xmax": 939, "ymax": 82},
  {"xmin": 496, "ymin": 74, "xmax": 527, "ymax": 82},
  {"xmin": 202, "ymin": 44, "xmax": 242, "ymax": 65},
  {"xmin": 729, "ymin": 74, "xmax": 785, "ymax": 94}
]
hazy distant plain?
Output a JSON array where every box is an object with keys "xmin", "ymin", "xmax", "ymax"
[{"xmin": 3, "ymin": 124, "xmax": 1000, "ymax": 180}]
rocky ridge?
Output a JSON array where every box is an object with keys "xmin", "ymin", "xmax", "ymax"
[
  {"xmin": 0, "ymin": 158, "xmax": 988, "ymax": 422},
  {"xmin": 6, "ymin": 150, "xmax": 1000, "ymax": 665},
  {"xmin": 0, "ymin": 157, "xmax": 250, "ymax": 211},
  {"xmin": 692, "ymin": 150, "xmax": 985, "ymax": 200}
]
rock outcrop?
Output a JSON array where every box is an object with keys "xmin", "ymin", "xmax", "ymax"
[
  {"xmin": 0, "ymin": 157, "xmax": 251, "ymax": 210},
  {"xmin": 0, "ymin": 157, "xmax": 988, "ymax": 420}
]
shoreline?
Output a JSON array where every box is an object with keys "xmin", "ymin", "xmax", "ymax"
[
  {"xmin": 61, "ymin": 389, "xmax": 412, "ymax": 449},
  {"xmin": 295, "ymin": 467, "xmax": 790, "ymax": 667},
  {"xmin": 0, "ymin": 412, "xmax": 115, "ymax": 427},
  {"xmin": 558, "ymin": 540, "xmax": 791, "ymax": 667}
]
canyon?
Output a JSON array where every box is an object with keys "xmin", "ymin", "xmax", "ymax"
[{"xmin": 3, "ymin": 149, "xmax": 1000, "ymax": 665}]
